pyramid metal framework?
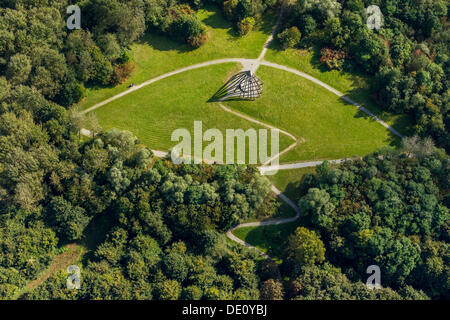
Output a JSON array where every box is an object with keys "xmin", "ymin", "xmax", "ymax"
[{"xmin": 210, "ymin": 70, "xmax": 263, "ymax": 101}]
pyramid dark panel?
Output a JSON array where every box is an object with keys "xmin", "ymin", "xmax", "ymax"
[{"xmin": 210, "ymin": 70, "xmax": 263, "ymax": 101}]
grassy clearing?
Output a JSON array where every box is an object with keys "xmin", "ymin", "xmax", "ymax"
[
  {"xmin": 273, "ymin": 197, "xmax": 297, "ymax": 219},
  {"xmin": 264, "ymin": 42, "xmax": 412, "ymax": 133},
  {"xmin": 16, "ymin": 207, "xmax": 124, "ymax": 297},
  {"xmin": 233, "ymin": 221, "xmax": 299, "ymax": 262},
  {"xmin": 233, "ymin": 167, "xmax": 319, "ymax": 261},
  {"xmin": 225, "ymin": 65, "xmax": 400, "ymax": 163},
  {"xmin": 77, "ymin": 4, "xmax": 277, "ymax": 110},
  {"xmin": 87, "ymin": 63, "xmax": 292, "ymax": 162},
  {"xmin": 14, "ymin": 243, "xmax": 83, "ymax": 299},
  {"xmin": 267, "ymin": 167, "xmax": 317, "ymax": 202}
]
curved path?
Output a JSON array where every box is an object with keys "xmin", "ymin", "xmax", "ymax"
[
  {"xmin": 217, "ymin": 102, "xmax": 299, "ymax": 166},
  {"xmin": 81, "ymin": 61, "xmax": 402, "ymax": 141},
  {"xmin": 82, "ymin": 58, "xmax": 252, "ymax": 114},
  {"xmin": 80, "ymin": 5, "xmax": 403, "ymax": 260},
  {"xmin": 81, "ymin": 57, "xmax": 402, "ymax": 172},
  {"xmin": 260, "ymin": 61, "xmax": 402, "ymax": 138},
  {"xmin": 226, "ymin": 185, "xmax": 300, "ymax": 258},
  {"xmin": 259, "ymin": 158, "xmax": 348, "ymax": 174}
]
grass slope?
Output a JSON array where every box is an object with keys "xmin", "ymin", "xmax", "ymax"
[
  {"xmin": 78, "ymin": 4, "xmax": 277, "ymax": 110},
  {"xmin": 233, "ymin": 167, "xmax": 317, "ymax": 261},
  {"xmin": 87, "ymin": 63, "xmax": 292, "ymax": 162},
  {"xmin": 268, "ymin": 167, "xmax": 317, "ymax": 202},
  {"xmin": 264, "ymin": 42, "xmax": 412, "ymax": 133},
  {"xmin": 225, "ymin": 65, "xmax": 400, "ymax": 163},
  {"xmin": 233, "ymin": 222, "xmax": 299, "ymax": 262}
]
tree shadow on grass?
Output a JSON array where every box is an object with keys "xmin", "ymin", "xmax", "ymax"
[
  {"xmin": 83, "ymin": 82, "xmax": 115, "ymax": 91},
  {"xmin": 197, "ymin": 4, "xmax": 242, "ymax": 40},
  {"xmin": 302, "ymin": 44, "xmax": 415, "ymax": 143},
  {"xmin": 266, "ymin": 29, "xmax": 282, "ymax": 51},
  {"xmin": 80, "ymin": 210, "xmax": 118, "ymax": 264},
  {"xmin": 202, "ymin": 12, "xmax": 244, "ymax": 40},
  {"xmin": 281, "ymin": 180, "xmax": 304, "ymax": 204},
  {"xmin": 201, "ymin": 5, "xmax": 231, "ymax": 30},
  {"xmin": 339, "ymin": 87, "xmax": 414, "ymax": 150},
  {"xmin": 275, "ymin": 198, "xmax": 297, "ymax": 219},
  {"xmin": 343, "ymin": 79, "xmax": 415, "ymax": 140},
  {"xmin": 243, "ymin": 221, "xmax": 298, "ymax": 260},
  {"xmin": 259, "ymin": 8, "xmax": 280, "ymax": 35},
  {"xmin": 336, "ymin": 97, "xmax": 402, "ymax": 150},
  {"xmin": 203, "ymin": 5, "xmax": 279, "ymax": 40},
  {"xmin": 308, "ymin": 43, "xmax": 335, "ymax": 73},
  {"xmin": 137, "ymin": 31, "xmax": 195, "ymax": 54}
]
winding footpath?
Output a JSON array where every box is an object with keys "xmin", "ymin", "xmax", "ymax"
[
  {"xmin": 80, "ymin": 6, "xmax": 403, "ymax": 259},
  {"xmin": 226, "ymin": 185, "xmax": 300, "ymax": 259}
]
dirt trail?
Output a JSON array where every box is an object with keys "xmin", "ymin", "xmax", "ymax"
[{"xmin": 18, "ymin": 243, "xmax": 82, "ymax": 297}]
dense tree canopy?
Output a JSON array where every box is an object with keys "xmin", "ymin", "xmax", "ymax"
[
  {"xmin": 0, "ymin": 0, "xmax": 448, "ymax": 301},
  {"xmin": 290, "ymin": 148, "xmax": 449, "ymax": 299},
  {"xmin": 279, "ymin": 0, "xmax": 449, "ymax": 152}
]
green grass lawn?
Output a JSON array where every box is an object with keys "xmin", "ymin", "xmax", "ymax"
[
  {"xmin": 224, "ymin": 65, "xmax": 400, "ymax": 163},
  {"xmin": 87, "ymin": 63, "xmax": 292, "ymax": 162},
  {"xmin": 233, "ymin": 167, "xmax": 318, "ymax": 262},
  {"xmin": 264, "ymin": 42, "xmax": 412, "ymax": 133},
  {"xmin": 233, "ymin": 167, "xmax": 318, "ymax": 261},
  {"xmin": 267, "ymin": 166, "xmax": 317, "ymax": 202},
  {"xmin": 77, "ymin": 4, "xmax": 277, "ymax": 110},
  {"xmin": 233, "ymin": 221, "xmax": 299, "ymax": 262},
  {"xmin": 233, "ymin": 167, "xmax": 320, "ymax": 260}
]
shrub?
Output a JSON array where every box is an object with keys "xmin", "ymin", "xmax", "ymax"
[
  {"xmin": 171, "ymin": 12, "xmax": 208, "ymax": 47},
  {"xmin": 90, "ymin": 46, "xmax": 113, "ymax": 85},
  {"xmin": 264, "ymin": 0, "xmax": 278, "ymax": 8},
  {"xmin": 223, "ymin": 0, "xmax": 239, "ymax": 21},
  {"xmin": 55, "ymin": 73, "xmax": 86, "ymax": 107},
  {"xmin": 299, "ymin": 14, "xmax": 317, "ymax": 36},
  {"xmin": 187, "ymin": 33, "xmax": 208, "ymax": 47},
  {"xmin": 46, "ymin": 196, "xmax": 90, "ymax": 242},
  {"xmin": 118, "ymin": 50, "xmax": 133, "ymax": 64},
  {"xmin": 260, "ymin": 279, "xmax": 284, "ymax": 300},
  {"xmin": 258, "ymin": 259, "xmax": 279, "ymax": 280},
  {"xmin": 110, "ymin": 61, "xmax": 137, "ymax": 85},
  {"xmin": 237, "ymin": 17, "xmax": 255, "ymax": 36},
  {"xmin": 235, "ymin": 0, "xmax": 253, "ymax": 21},
  {"xmin": 284, "ymin": 227, "xmax": 326, "ymax": 266},
  {"xmin": 182, "ymin": 285, "xmax": 203, "ymax": 300},
  {"xmin": 319, "ymin": 47, "xmax": 346, "ymax": 70},
  {"xmin": 6, "ymin": 53, "xmax": 31, "ymax": 85},
  {"xmin": 224, "ymin": 0, "xmax": 265, "ymax": 25},
  {"xmin": 183, "ymin": 16, "xmax": 205, "ymax": 38},
  {"xmin": 277, "ymin": 26, "xmax": 301, "ymax": 49}
]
